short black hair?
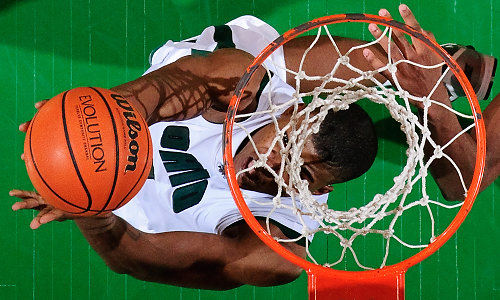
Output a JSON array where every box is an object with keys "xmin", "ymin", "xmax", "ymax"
[{"xmin": 312, "ymin": 103, "xmax": 378, "ymax": 183}]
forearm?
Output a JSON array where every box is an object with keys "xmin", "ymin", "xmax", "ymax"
[
  {"xmin": 424, "ymin": 89, "xmax": 499, "ymax": 200},
  {"xmin": 424, "ymin": 101, "xmax": 477, "ymax": 200},
  {"xmin": 74, "ymin": 213, "xmax": 148, "ymax": 274},
  {"xmin": 74, "ymin": 214, "xmax": 303, "ymax": 290},
  {"xmin": 111, "ymin": 62, "xmax": 211, "ymax": 125},
  {"xmin": 74, "ymin": 214, "xmax": 243, "ymax": 289},
  {"xmin": 74, "ymin": 214, "xmax": 185, "ymax": 280}
]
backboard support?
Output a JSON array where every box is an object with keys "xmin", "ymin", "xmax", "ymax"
[{"xmin": 308, "ymin": 270, "xmax": 405, "ymax": 299}]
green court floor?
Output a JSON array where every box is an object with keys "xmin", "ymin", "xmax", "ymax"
[{"xmin": 0, "ymin": 0, "xmax": 498, "ymax": 299}]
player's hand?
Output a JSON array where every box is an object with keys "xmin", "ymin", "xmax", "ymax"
[
  {"xmin": 19, "ymin": 100, "xmax": 49, "ymax": 133},
  {"xmin": 19, "ymin": 99, "xmax": 49, "ymax": 160},
  {"xmin": 362, "ymin": 4, "xmax": 450, "ymax": 108},
  {"xmin": 10, "ymin": 189, "xmax": 76, "ymax": 229}
]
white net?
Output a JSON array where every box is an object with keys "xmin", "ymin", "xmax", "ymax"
[{"xmin": 232, "ymin": 24, "xmax": 477, "ymax": 270}]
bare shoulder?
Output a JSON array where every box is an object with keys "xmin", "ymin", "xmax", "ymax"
[
  {"xmin": 205, "ymin": 48, "xmax": 256, "ymax": 66},
  {"xmin": 172, "ymin": 48, "xmax": 256, "ymax": 75},
  {"xmin": 203, "ymin": 48, "xmax": 266, "ymax": 86},
  {"xmin": 199, "ymin": 48, "xmax": 266, "ymax": 123}
]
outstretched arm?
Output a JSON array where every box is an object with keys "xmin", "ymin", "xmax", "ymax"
[
  {"xmin": 76, "ymin": 214, "xmax": 303, "ymax": 289},
  {"xmin": 111, "ymin": 48, "xmax": 266, "ymax": 124},
  {"xmin": 111, "ymin": 34, "xmax": 390, "ymax": 125},
  {"xmin": 10, "ymin": 190, "xmax": 304, "ymax": 290}
]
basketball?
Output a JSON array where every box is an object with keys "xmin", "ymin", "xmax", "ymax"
[{"xmin": 24, "ymin": 87, "xmax": 153, "ymax": 216}]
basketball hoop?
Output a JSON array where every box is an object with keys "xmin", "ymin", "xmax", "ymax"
[{"xmin": 223, "ymin": 14, "xmax": 486, "ymax": 299}]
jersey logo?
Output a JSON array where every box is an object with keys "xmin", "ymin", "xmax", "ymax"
[{"xmin": 159, "ymin": 125, "xmax": 209, "ymax": 213}]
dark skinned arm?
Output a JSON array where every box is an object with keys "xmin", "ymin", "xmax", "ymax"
[
  {"xmin": 110, "ymin": 48, "xmax": 266, "ymax": 124},
  {"xmin": 9, "ymin": 188, "xmax": 303, "ymax": 290},
  {"xmin": 363, "ymin": 4, "xmax": 499, "ymax": 200},
  {"xmin": 74, "ymin": 214, "xmax": 303, "ymax": 290}
]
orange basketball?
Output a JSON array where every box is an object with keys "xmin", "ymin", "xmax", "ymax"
[{"xmin": 24, "ymin": 87, "xmax": 153, "ymax": 216}]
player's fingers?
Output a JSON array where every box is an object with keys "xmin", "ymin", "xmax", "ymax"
[
  {"xmin": 30, "ymin": 207, "xmax": 53, "ymax": 229},
  {"xmin": 363, "ymin": 48, "xmax": 385, "ymax": 69},
  {"xmin": 399, "ymin": 4, "xmax": 421, "ymax": 32},
  {"xmin": 9, "ymin": 189, "xmax": 42, "ymax": 200},
  {"xmin": 368, "ymin": 23, "xmax": 404, "ymax": 62},
  {"xmin": 363, "ymin": 49, "xmax": 392, "ymax": 80},
  {"xmin": 399, "ymin": 4, "xmax": 428, "ymax": 55},
  {"xmin": 423, "ymin": 29, "xmax": 436, "ymax": 42},
  {"xmin": 38, "ymin": 209, "xmax": 66, "ymax": 225},
  {"xmin": 368, "ymin": 23, "xmax": 389, "ymax": 54},
  {"xmin": 19, "ymin": 120, "xmax": 31, "ymax": 132},
  {"xmin": 379, "ymin": 9, "xmax": 414, "ymax": 58},
  {"xmin": 34, "ymin": 99, "xmax": 48, "ymax": 109},
  {"xmin": 11, "ymin": 199, "xmax": 45, "ymax": 211},
  {"xmin": 19, "ymin": 100, "xmax": 48, "ymax": 133},
  {"xmin": 9, "ymin": 190, "xmax": 46, "ymax": 210}
]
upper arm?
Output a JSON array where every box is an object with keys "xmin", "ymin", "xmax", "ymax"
[{"xmin": 134, "ymin": 48, "xmax": 266, "ymax": 124}]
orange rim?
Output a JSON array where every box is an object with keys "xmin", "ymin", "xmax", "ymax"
[{"xmin": 223, "ymin": 13, "xmax": 486, "ymax": 279}]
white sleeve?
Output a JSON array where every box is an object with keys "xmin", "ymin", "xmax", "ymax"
[
  {"xmin": 144, "ymin": 15, "xmax": 286, "ymax": 80},
  {"xmin": 226, "ymin": 15, "xmax": 287, "ymax": 81}
]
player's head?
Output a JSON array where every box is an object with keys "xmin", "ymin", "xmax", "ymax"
[
  {"xmin": 311, "ymin": 103, "xmax": 378, "ymax": 183},
  {"xmin": 233, "ymin": 103, "xmax": 378, "ymax": 195}
]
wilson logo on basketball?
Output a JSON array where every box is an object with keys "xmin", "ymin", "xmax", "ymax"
[
  {"xmin": 111, "ymin": 93, "xmax": 142, "ymax": 172},
  {"xmin": 79, "ymin": 95, "xmax": 107, "ymax": 173}
]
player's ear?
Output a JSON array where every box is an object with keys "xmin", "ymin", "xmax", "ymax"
[{"xmin": 311, "ymin": 185, "xmax": 334, "ymax": 195}]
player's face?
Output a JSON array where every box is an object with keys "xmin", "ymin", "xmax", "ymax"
[{"xmin": 233, "ymin": 106, "xmax": 335, "ymax": 196}]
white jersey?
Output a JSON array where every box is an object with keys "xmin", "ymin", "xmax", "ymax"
[{"xmin": 114, "ymin": 16, "xmax": 328, "ymax": 236}]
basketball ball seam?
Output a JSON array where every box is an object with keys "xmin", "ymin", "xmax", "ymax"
[
  {"xmin": 28, "ymin": 93, "xmax": 88, "ymax": 213},
  {"xmin": 90, "ymin": 87, "xmax": 120, "ymax": 214},
  {"xmin": 112, "ymin": 122, "xmax": 152, "ymax": 211},
  {"xmin": 28, "ymin": 88, "xmax": 151, "ymax": 215},
  {"xmin": 61, "ymin": 91, "xmax": 95, "ymax": 213}
]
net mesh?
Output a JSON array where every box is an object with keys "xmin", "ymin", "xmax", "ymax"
[{"xmin": 232, "ymin": 25, "xmax": 476, "ymax": 270}]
